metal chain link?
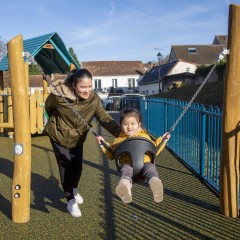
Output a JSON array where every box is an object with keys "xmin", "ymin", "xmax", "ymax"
[
  {"xmin": 23, "ymin": 52, "xmax": 98, "ymax": 136},
  {"xmin": 168, "ymin": 49, "xmax": 229, "ymax": 134},
  {"xmin": 24, "ymin": 49, "xmax": 229, "ymax": 136}
]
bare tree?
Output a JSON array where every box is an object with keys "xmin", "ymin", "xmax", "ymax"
[{"xmin": 0, "ymin": 36, "xmax": 7, "ymax": 62}]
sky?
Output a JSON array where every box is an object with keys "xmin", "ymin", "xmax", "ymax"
[{"xmin": 0, "ymin": 0, "xmax": 240, "ymax": 63}]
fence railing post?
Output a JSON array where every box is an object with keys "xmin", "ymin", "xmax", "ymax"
[
  {"xmin": 147, "ymin": 98, "xmax": 150, "ymax": 130},
  {"xmin": 200, "ymin": 109, "xmax": 206, "ymax": 177},
  {"xmin": 164, "ymin": 99, "xmax": 167, "ymax": 133}
]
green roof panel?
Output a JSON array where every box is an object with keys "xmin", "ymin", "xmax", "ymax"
[{"xmin": 0, "ymin": 32, "xmax": 80, "ymax": 74}]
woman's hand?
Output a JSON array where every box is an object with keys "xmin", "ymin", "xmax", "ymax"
[{"xmin": 96, "ymin": 135, "xmax": 105, "ymax": 145}]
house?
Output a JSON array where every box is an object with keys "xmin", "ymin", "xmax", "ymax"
[
  {"xmin": 81, "ymin": 61, "xmax": 146, "ymax": 94},
  {"xmin": 169, "ymin": 35, "xmax": 227, "ymax": 65},
  {"xmin": 28, "ymin": 74, "xmax": 65, "ymax": 93},
  {"xmin": 168, "ymin": 45, "xmax": 226, "ymax": 65},
  {"xmin": 138, "ymin": 60, "xmax": 196, "ymax": 95},
  {"xmin": 212, "ymin": 35, "xmax": 228, "ymax": 45},
  {"xmin": 166, "ymin": 35, "xmax": 228, "ymax": 85}
]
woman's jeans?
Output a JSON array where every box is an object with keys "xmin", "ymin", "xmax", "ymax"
[{"xmin": 50, "ymin": 139, "xmax": 83, "ymax": 201}]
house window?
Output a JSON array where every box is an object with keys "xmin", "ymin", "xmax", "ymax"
[
  {"xmin": 128, "ymin": 78, "xmax": 135, "ymax": 89},
  {"xmin": 112, "ymin": 79, "xmax": 117, "ymax": 88},
  {"xmin": 188, "ymin": 47, "xmax": 197, "ymax": 54},
  {"xmin": 94, "ymin": 79, "xmax": 102, "ymax": 91}
]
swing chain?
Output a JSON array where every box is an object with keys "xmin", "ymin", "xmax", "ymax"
[
  {"xmin": 169, "ymin": 49, "xmax": 229, "ymax": 134},
  {"xmin": 23, "ymin": 52, "xmax": 96, "ymax": 136},
  {"xmin": 23, "ymin": 48, "xmax": 229, "ymax": 136}
]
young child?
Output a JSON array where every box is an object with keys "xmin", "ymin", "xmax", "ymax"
[{"xmin": 96, "ymin": 108, "xmax": 170, "ymax": 204}]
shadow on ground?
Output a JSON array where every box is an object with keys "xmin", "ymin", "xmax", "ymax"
[{"xmin": 0, "ymin": 119, "xmax": 239, "ymax": 239}]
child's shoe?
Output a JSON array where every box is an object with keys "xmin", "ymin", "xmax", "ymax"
[
  {"xmin": 149, "ymin": 177, "xmax": 163, "ymax": 203},
  {"xmin": 67, "ymin": 199, "xmax": 81, "ymax": 217},
  {"xmin": 73, "ymin": 188, "xmax": 83, "ymax": 204},
  {"xmin": 116, "ymin": 179, "xmax": 132, "ymax": 203}
]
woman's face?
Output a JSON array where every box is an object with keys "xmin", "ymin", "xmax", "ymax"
[{"xmin": 74, "ymin": 77, "xmax": 93, "ymax": 100}]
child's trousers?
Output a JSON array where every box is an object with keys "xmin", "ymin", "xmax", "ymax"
[{"xmin": 120, "ymin": 162, "xmax": 159, "ymax": 182}]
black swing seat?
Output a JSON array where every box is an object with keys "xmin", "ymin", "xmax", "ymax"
[{"xmin": 113, "ymin": 137, "xmax": 156, "ymax": 177}]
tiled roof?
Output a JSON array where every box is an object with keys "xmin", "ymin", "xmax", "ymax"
[
  {"xmin": 29, "ymin": 75, "xmax": 45, "ymax": 88},
  {"xmin": 81, "ymin": 61, "xmax": 145, "ymax": 76},
  {"xmin": 170, "ymin": 45, "xmax": 224, "ymax": 65},
  {"xmin": 138, "ymin": 60, "xmax": 178, "ymax": 85},
  {"xmin": 212, "ymin": 35, "xmax": 228, "ymax": 45},
  {"xmin": 29, "ymin": 74, "xmax": 66, "ymax": 87}
]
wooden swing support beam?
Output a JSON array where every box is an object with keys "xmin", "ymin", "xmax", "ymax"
[
  {"xmin": 220, "ymin": 4, "xmax": 240, "ymax": 218},
  {"xmin": 7, "ymin": 36, "xmax": 76, "ymax": 223},
  {"xmin": 8, "ymin": 35, "xmax": 31, "ymax": 223}
]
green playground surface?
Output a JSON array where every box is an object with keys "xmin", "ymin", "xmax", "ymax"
[{"xmin": 0, "ymin": 119, "xmax": 240, "ymax": 240}]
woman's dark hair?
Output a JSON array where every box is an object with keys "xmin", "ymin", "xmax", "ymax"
[
  {"xmin": 119, "ymin": 108, "xmax": 143, "ymax": 125},
  {"xmin": 64, "ymin": 68, "xmax": 92, "ymax": 89}
]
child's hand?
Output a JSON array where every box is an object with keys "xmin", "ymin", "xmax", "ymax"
[
  {"xmin": 162, "ymin": 132, "xmax": 171, "ymax": 143},
  {"xmin": 96, "ymin": 135, "xmax": 105, "ymax": 145}
]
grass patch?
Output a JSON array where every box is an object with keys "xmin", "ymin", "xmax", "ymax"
[{"xmin": 152, "ymin": 81, "xmax": 224, "ymax": 108}]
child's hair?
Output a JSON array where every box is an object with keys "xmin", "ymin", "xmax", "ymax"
[
  {"xmin": 64, "ymin": 68, "xmax": 92, "ymax": 89},
  {"xmin": 119, "ymin": 108, "xmax": 143, "ymax": 125}
]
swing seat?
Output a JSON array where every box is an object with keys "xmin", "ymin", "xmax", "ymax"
[{"xmin": 113, "ymin": 137, "xmax": 156, "ymax": 181}]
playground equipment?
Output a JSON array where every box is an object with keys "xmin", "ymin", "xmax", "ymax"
[
  {"xmin": 0, "ymin": 34, "xmax": 77, "ymax": 223},
  {"xmin": 0, "ymin": 3, "xmax": 239, "ymax": 223},
  {"xmin": 7, "ymin": 35, "xmax": 31, "ymax": 223}
]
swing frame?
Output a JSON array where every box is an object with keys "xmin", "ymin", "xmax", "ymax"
[{"xmin": 25, "ymin": 49, "xmax": 228, "ymax": 182}]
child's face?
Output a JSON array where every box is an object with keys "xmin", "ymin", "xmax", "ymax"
[{"xmin": 121, "ymin": 116, "xmax": 141, "ymax": 136}]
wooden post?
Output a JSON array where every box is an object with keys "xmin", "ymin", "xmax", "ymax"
[
  {"xmin": 8, "ymin": 35, "xmax": 31, "ymax": 223},
  {"xmin": 24, "ymin": 62, "xmax": 29, "ymax": 93},
  {"xmin": 30, "ymin": 92, "xmax": 37, "ymax": 134},
  {"xmin": 0, "ymin": 71, "xmax": 4, "ymax": 133},
  {"xmin": 43, "ymin": 75, "xmax": 48, "ymax": 95},
  {"xmin": 7, "ymin": 88, "xmax": 14, "ymax": 138},
  {"xmin": 70, "ymin": 63, "xmax": 76, "ymax": 71},
  {"xmin": 36, "ymin": 90, "xmax": 44, "ymax": 134},
  {"xmin": 220, "ymin": 4, "xmax": 240, "ymax": 218},
  {"xmin": 42, "ymin": 75, "xmax": 49, "ymax": 127}
]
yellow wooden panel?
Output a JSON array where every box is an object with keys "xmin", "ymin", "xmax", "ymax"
[
  {"xmin": 30, "ymin": 94, "xmax": 37, "ymax": 134},
  {"xmin": 7, "ymin": 88, "xmax": 14, "ymax": 138},
  {"xmin": 0, "ymin": 122, "xmax": 14, "ymax": 128},
  {"xmin": 37, "ymin": 91, "xmax": 44, "ymax": 134},
  {"xmin": 0, "ymin": 91, "xmax": 3, "ymax": 133}
]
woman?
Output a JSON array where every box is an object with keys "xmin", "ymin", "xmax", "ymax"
[{"xmin": 44, "ymin": 69, "xmax": 121, "ymax": 217}]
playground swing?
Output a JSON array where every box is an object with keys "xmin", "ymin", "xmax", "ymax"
[
  {"xmin": 104, "ymin": 49, "xmax": 229, "ymax": 182},
  {"xmin": 25, "ymin": 49, "xmax": 228, "ymax": 182}
]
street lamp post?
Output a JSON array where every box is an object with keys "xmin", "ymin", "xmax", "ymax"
[{"xmin": 157, "ymin": 52, "xmax": 162, "ymax": 93}]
